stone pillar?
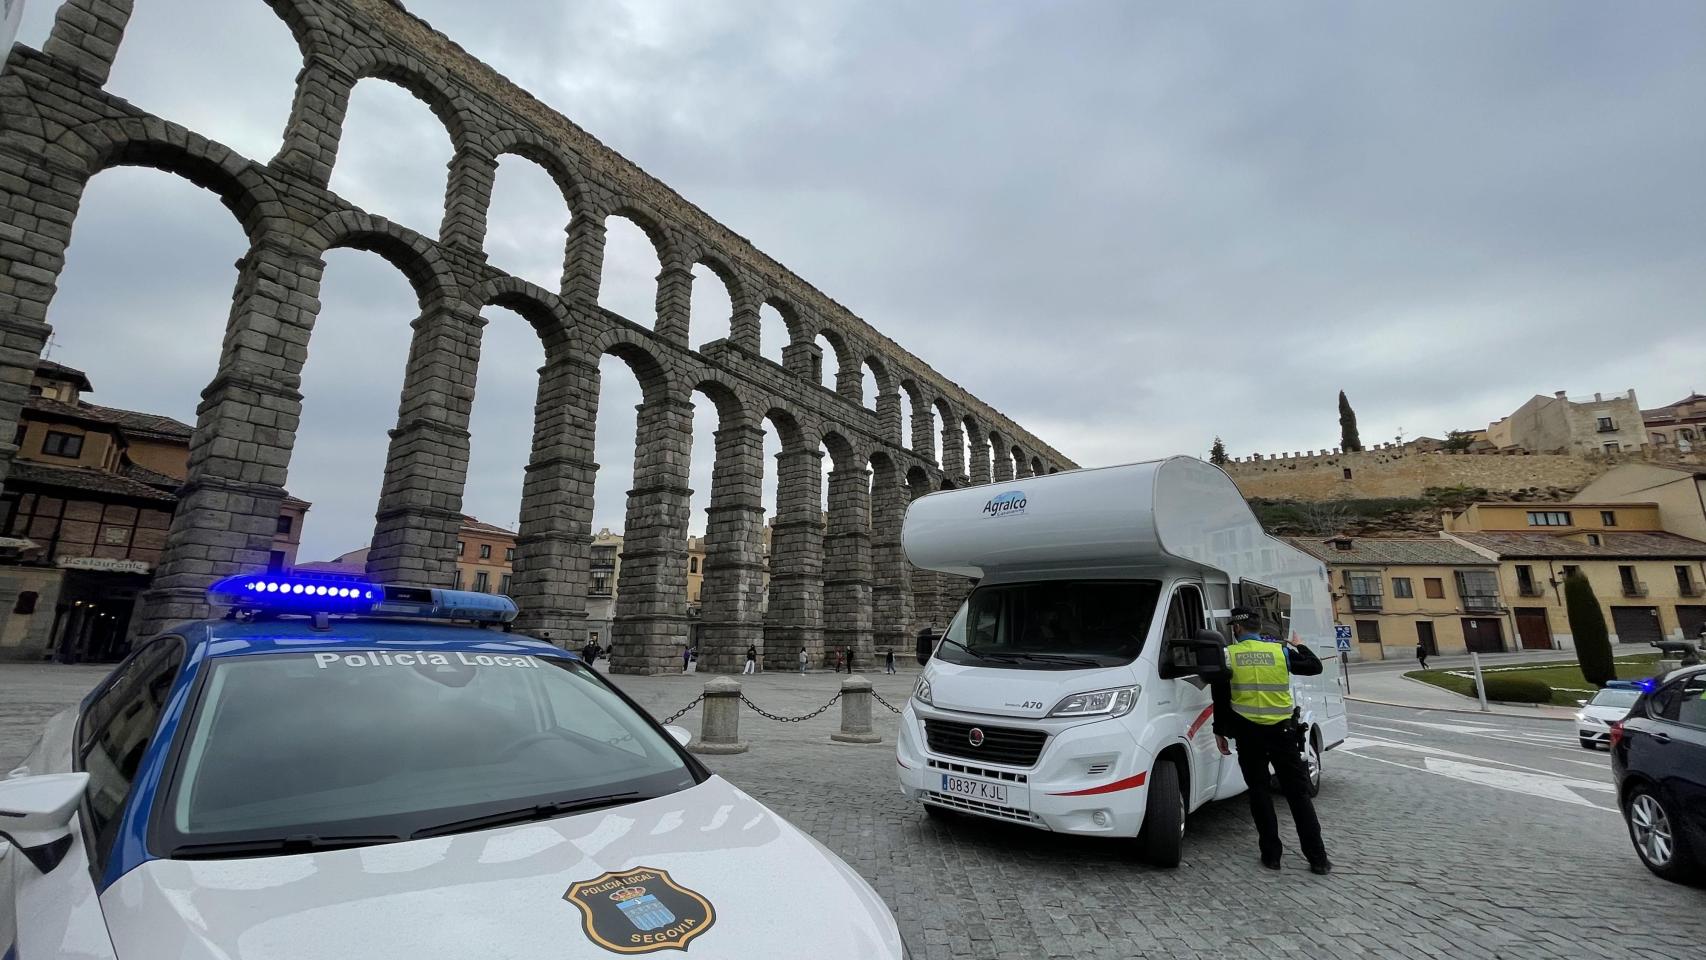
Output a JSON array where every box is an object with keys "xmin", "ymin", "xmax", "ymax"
[
  {"xmin": 439, "ymin": 141, "xmax": 497, "ymax": 255},
  {"xmin": 835, "ymin": 349, "xmax": 863, "ymax": 404},
  {"xmin": 940, "ymin": 417, "xmax": 966, "ymax": 477},
  {"xmin": 609, "ymin": 395, "xmax": 694, "ymax": 674},
  {"xmin": 272, "ymin": 54, "xmax": 356, "ymax": 186},
  {"xmin": 910, "ymin": 399, "xmax": 934, "ymax": 454},
  {"xmin": 134, "ymin": 240, "xmax": 322, "ymax": 635},
  {"xmin": 1013, "ymin": 452, "xmax": 1033, "ymax": 479},
  {"xmin": 690, "ymin": 677, "xmax": 748, "ymax": 755},
  {"xmin": 968, "ymin": 430, "xmax": 991, "ymax": 485},
  {"xmin": 781, "ymin": 340, "xmax": 821, "ymax": 382},
  {"xmin": 870, "ymin": 466, "xmax": 912, "ymax": 662},
  {"xmin": 366, "ymin": 300, "xmax": 484, "ymax": 587},
  {"xmin": 831, "ymin": 675, "xmax": 881, "ymax": 744},
  {"xmin": 992, "ymin": 441, "xmax": 1014, "ymax": 483},
  {"xmin": 653, "ymin": 254, "xmax": 693, "ymax": 346},
  {"xmin": 823, "ymin": 463, "xmax": 873, "ymax": 672},
  {"xmin": 763, "ymin": 446, "xmax": 824, "ymax": 670},
  {"xmin": 876, "ymin": 389, "xmax": 902, "ymax": 448},
  {"xmin": 561, "ymin": 215, "xmax": 607, "ymax": 304},
  {"xmin": 510, "ymin": 348, "xmax": 598, "ymax": 642},
  {"xmin": 42, "ymin": 0, "xmax": 134, "ymax": 86},
  {"xmin": 729, "ymin": 291, "xmax": 761, "ymax": 355},
  {"xmin": 696, "ymin": 419, "xmax": 767, "ymax": 673}
]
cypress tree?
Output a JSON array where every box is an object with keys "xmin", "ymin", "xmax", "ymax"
[
  {"xmin": 1339, "ymin": 391, "xmax": 1363, "ymax": 452},
  {"xmin": 1210, "ymin": 437, "xmax": 1228, "ymax": 465},
  {"xmin": 1565, "ymin": 570, "xmax": 1614, "ymax": 687}
]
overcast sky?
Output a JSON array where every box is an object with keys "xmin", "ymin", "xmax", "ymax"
[{"xmin": 17, "ymin": 1, "xmax": 1705, "ymax": 562}]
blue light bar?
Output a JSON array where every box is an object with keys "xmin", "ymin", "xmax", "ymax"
[{"xmin": 208, "ymin": 573, "xmax": 518, "ymax": 624}]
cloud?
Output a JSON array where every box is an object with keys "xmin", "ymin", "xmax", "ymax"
[{"xmin": 16, "ymin": 0, "xmax": 1705, "ymax": 561}]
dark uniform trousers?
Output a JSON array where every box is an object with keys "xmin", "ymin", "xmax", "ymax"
[{"xmin": 1233, "ymin": 719, "xmax": 1327, "ymax": 865}]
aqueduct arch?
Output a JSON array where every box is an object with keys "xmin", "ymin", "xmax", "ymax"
[{"xmin": 0, "ymin": 0, "xmax": 1075, "ymax": 673}]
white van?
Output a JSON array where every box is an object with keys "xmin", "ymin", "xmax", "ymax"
[{"xmin": 895, "ymin": 457, "xmax": 1348, "ymax": 865}]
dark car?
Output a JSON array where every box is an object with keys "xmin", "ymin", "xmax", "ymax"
[{"xmin": 1610, "ymin": 665, "xmax": 1706, "ymax": 883}]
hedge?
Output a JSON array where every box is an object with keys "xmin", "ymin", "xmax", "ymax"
[{"xmin": 1479, "ymin": 676, "xmax": 1553, "ymax": 704}]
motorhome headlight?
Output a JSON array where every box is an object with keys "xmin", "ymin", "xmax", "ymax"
[
  {"xmin": 1048, "ymin": 685, "xmax": 1140, "ymax": 719},
  {"xmin": 913, "ymin": 676, "xmax": 934, "ymax": 705}
]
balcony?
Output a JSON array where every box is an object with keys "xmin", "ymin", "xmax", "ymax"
[
  {"xmin": 1516, "ymin": 583, "xmax": 1546, "ymax": 598},
  {"xmin": 1682, "ymin": 582, "xmax": 1703, "ymax": 598},
  {"xmin": 1461, "ymin": 594, "xmax": 1502, "ymax": 613},
  {"xmin": 1622, "ymin": 581, "xmax": 1649, "ymax": 598},
  {"xmin": 1348, "ymin": 593, "xmax": 1383, "ymax": 612}
]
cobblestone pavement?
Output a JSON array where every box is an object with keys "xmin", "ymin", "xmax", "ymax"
[{"xmin": 7, "ymin": 661, "xmax": 1702, "ymax": 959}]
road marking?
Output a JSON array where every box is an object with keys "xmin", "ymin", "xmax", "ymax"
[
  {"xmin": 1338, "ymin": 739, "xmax": 1618, "ymax": 811},
  {"xmin": 1350, "ymin": 717, "xmax": 1591, "ymax": 754},
  {"xmin": 1339, "ymin": 733, "xmax": 1613, "ymax": 784}
]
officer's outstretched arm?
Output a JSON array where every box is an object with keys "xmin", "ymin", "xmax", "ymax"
[{"xmin": 1286, "ymin": 644, "xmax": 1324, "ymax": 677}]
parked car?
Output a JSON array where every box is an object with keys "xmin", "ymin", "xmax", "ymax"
[
  {"xmin": 1610, "ymin": 665, "xmax": 1706, "ymax": 883},
  {"xmin": 1576, "ymin": 686, "xmax": 1642, "ymax": 749},
  {"xmin": 0, "ymin": 573, "xmax": 908, "ymax": 959}
]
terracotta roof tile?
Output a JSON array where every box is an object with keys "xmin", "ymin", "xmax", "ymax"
[
  {"xmin": 8, "ymin": 461, "xmax": 178, "ymax": 503},
  {"xmin": 1448, "ymin": 530, "xmax": 1706, "ymax": 560},
  {"xmin": 1285, "ymin": 537, "xmax": 1494, "ymax": 566}
]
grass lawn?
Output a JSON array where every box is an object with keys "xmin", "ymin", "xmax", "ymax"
[{"xmin": 1405, "ymin": 653, "xmax": 1663, "ymax": 707}]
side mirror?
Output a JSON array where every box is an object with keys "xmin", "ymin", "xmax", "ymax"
[
  {"xmin": 0, "ymin": 771, "xmax": 88, "ymax": 873},
  {"xmin": 665, "ymin": 725, "xmax": 692, "ymax": 747},
  {"xmin": 1160, "ymin": 629, "xmax": 1229, "ymax": 681},
  {"xmin": 915, "ymin": 629, "xmax": 936, "ymax": 667}
]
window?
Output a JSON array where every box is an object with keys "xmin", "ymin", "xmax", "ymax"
[
  {"xmin": 689, "ymin": 557, "xmax": 699, "ymax": 574},
  {"xmin": 591, "ymin": 571, "xmax": 611, "ymax": 595},
  {"xmin": 78, "ymin": 637, "xmax": 185, "ymax": 870},
  {"xmin": 1652, "ymin": 433, "xmax": 1668, "ymax": 445},
  {"xmin": 1619, "ymin": 565, "xmax": 1642, "ymax": 596},
  {"xmin": 12, "ymin": 423, "xmax": 23, "ymax": 446},
  {"xmin": 1159, "ymin": 585, "xmax": 1207, "ymax": 676},
  {"xmin": 1586, "ymin": 534, "xmax": 1601, "ymax": 547},
  {"xmin": 1355, "ymin": 620, "xmax": 1381, "ymax": 644},
  {"xmin": 479, "ymin": 544, "xmax": 491, "ymax": 560},
  {"xmin": 473, "ymin": 571, "xmax": 490, "ymax": 592},
  {"xmin": 1455, "ymin": 570, "xmax": 1500, "ymax": 610},
  {"xmin": 457, "ymin": 540, "xmax": 466, "ymax": 556},
  {"xmin": 1603, "ymin": 442, "xmax": 1620, "ymax": 454},
  {"xmin": 1600, "ymin": 511, "xmax": 1617, "ymax": 527},
  {"xmin": 1681, "ymin": 428, "xmax": 1696, "ymax": 442},
  {"xmin": 505, "ymin": 547, "xmax": 515, "ymax": 562},
  {"xmin": 1596, "ymin": 416, "xmax": 1615, "ymax": 432},
  {"xmin": 1346, "ymin": 571, "xmax": 1383, "ymax": 611},
  {"xmin": 1342, "ymin": 468, "xmax": 1352, "ymax": 480},
  {"xmin": 1527, "ymin": 511, "xmax": 1572, "ymax": 526},
  {"xmin": 452, "ymin": 569, "xmax": 463, "ymax": 590},
  {"xmin": 42, "ymin": 430, "xmax": 84, "ymax": 458},
  {"xmin": 1561, "ymin": 565, "xmax": 1579, "ymax": 579},
  {"xmin": 1515, "ymin": 565, "xmax": 1536, "ymax": 595},
  {"xmin": 587, "ymin": 631, "xmax": 600, "ymax": 643},
  {"xmin": 276, "ymin": 515, "xmax": 293, "ymax": 535},
  {"xmin": 935, "ymin": 579, "xmax": 1163, "ymax": 669},
  {"xmin": 268, "ymin": 550, "xmax": 286, "ymax": 572},
  {"xmin": 1424, "ymin": 578, "xmax": 1445, "ymax": 599},
  {"xmin": 154, "ymin": 654, "xmax": 696, "ymax": 853},
  {"xmin": 1677, "ymin": 565, "xmax": 1697, "ymax": 595},
  {"xmin": 1650, "ymin": 674, "xmax": 1706, "ymax": 729},
  {"xmin": 1392, "ymin": 577, "xmax": 1413, "ymax": 599},
  {"xmin": 13, "ymin": 590, "xmax": 37, "ymax": 615},
  {"xmin": 499, "ymin": 574, "xmax": 512, "ymax": 595}
]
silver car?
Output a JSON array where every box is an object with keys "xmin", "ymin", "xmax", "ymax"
[{"xmin": 1576, "ymin": 687, "xmax": 1641, "ymax": 748}]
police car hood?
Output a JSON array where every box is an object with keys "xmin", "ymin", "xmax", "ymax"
[{"xmin": 98, "ymin": 776, "xmax": 901, "ymax": 959}]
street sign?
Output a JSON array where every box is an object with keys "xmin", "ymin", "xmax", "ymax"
[
  {"xmin": 1336, "ymin": 636, "xmax": 1352, "ymax": 653},
  {"xmin": 1334, "ymin": 625, "xmax": 1353, "ymax": 653}
]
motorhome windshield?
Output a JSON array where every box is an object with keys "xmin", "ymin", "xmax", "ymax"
[{"xmin": 935, "ymin": 580, "xmax": 1162, "ymax": 670}]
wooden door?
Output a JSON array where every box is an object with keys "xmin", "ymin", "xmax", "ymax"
[
  {"xmin": 1461, "ymin": 617, "xmax": 1505, "ymax": 653},
  {"xmin": 1415, "ymin": 621, "xmax": 1437, "ymax": 656},
  {"xmin": 1514, "ymin": 608, "xmax": 1552, "ymax": 650}
]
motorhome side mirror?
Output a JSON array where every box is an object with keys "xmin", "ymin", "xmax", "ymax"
[
  {"xmin": 0, "ymin": 771, "xmax": 89, "ymax": 873},
  {"xmin": 915, "ymin": 629, "xmax": 936, "ymax": 667},
  {"xmin": 1190, "ymin": 629, "xmax": 1230, "ymax": 681}
]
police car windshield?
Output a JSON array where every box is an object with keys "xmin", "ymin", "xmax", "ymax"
[
  {"xmin": 935, "ymin": 580, "xmax": 1161, "ymax": 670},
  {"xmin": 158, "ymin": 650, "xmax": 697, "ymax": 855}
]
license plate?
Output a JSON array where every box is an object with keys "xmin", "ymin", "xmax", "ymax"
[{"xmin": 940, "ymin": 774, "xmax": 1009, "ymax": 805}]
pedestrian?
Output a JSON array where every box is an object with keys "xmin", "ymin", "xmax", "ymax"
[
  {"xmin": 1416, "ymin": 639, "xmax": 1429, "ymax": 670},
  {"xmin": 885, "ymin": 649, "xmax": 896, "ymax": 675},
  {"xmin": 682, "ymin": 644, "xmax": 691, "ymax": 673},
  {"xmin": 844, "ymin": 646, "xmax": 854, "ymax": 674},
  {"xmin": 744, "ymin": 643, "xmax": 757, "ymax": 675},
  {"xmin": 798, "ymin": 646, "xmax": 808, "ymax": 675},
  {"xmin": 1212, "ymin": 606, "xmax": 1332, "ymax": 874},
  {"xmin": 581, "ymin": 639, "xmax": 596, "ymax": 664},
  {"xmin": 835, "ymin": 650, "xmax": 846, "ymax": 673}
]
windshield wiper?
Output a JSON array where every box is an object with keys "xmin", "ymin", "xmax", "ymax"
[
  {"xmin": 171, "ymin": 833, "xmax": 404, "ymax": 859},
  {"xmin": 1005, "ymin": 653, "xmax": 1106, "ymax": 667},
  {"xmin": 410, "ymin": 792, "xmax": 650, "ymax": 840},
  {"xmin": 939, "ymin": 637, "xmax": 1023, "ymax": 663}
]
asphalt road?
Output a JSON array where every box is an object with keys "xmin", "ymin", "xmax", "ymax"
[{"xmin": 4, "ymin": 662, "xmax": 1702, "ymax": 959}]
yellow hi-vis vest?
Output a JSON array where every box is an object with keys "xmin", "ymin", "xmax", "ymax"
[{"xmin": 1227, "ymin": 636, "xmax": 1295, "ymax": 725}]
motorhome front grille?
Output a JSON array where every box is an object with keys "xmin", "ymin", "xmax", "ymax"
[
  {"xmin": 924, "ymin": 792, "xmax": 1038, "ymax": 824},
  {"xmin": 926, "ymin": 758, "xmax": 1029, "ymax": 784},
  {"xmin": 924, "ymin": 719, "xmax": 1047, "ymax": 767}
]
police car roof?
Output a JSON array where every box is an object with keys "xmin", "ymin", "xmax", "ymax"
[{"xmin": 171, "ymin": 616, "xmax": 574, "ymax": 661}]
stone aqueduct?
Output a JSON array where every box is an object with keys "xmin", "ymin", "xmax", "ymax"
[{"xmin": 0, "ymin": 0, "xmax": 1074, "ymax": 673}]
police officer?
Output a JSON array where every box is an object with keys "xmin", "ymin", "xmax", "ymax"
[{"xmin": 1212, "ymin": 606, "xmax": 1332, "ymax": 874}]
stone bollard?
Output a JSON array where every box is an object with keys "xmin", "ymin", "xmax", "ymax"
[
  {"xmin": 830, "ymin": 674, "xmax": 882, "ymax": 744},
  {"xmin": 690, "ymin": 677, "xmax": 749, "ymax": 754}
]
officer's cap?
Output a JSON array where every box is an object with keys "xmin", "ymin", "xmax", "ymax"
[{"xmin": 1228, "ymin": 606, "xmax": 1258, "ymax": 624}]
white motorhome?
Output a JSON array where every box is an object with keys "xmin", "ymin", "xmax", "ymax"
[{"xmin": 895, "ymin": 457, "xmax": 1348, "ymax": 865}]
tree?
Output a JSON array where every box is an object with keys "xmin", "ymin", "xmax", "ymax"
[
  {"xmin": 1338, "ymin": 391, "xmax": 1363, "ymax": 452},
  {"xmin": 1444, "ymin": 430, "xmax": 1476, "ymax": 452},
  {"xmin": 1565, "ymin": 570, "xmax": 1614, "ymax": 688},
  {"xmin": 1209, "ymin": 436, "xmax": 1228, "ymax": 465}
]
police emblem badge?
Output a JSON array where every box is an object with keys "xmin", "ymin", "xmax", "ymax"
[{"xmin": 564, "ymin": 867, "xmax": 716, "ymax": 954}]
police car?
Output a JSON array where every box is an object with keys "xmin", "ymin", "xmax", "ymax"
[{"xmin": 0, "ymin": 573, "xmax": 907, "ymax": 959}]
